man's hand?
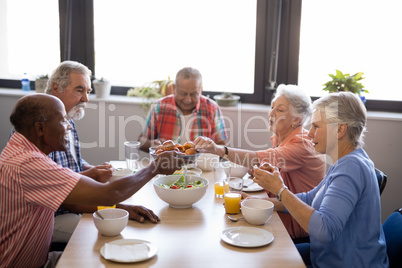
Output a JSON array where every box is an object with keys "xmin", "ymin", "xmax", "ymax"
[
  {"xmin": 152, "ymin": 151, "xmax": 184, "ymax": 175},
  {"xmin": 80, "ymin": 163, "xmax": 113, "ymax": 183},
  {"xmin": 116, "ymin": 204, "xmax": 160, "ymax": 223}
]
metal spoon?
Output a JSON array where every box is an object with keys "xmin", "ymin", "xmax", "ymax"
[
  {"xmin": 226, "ymin": 215, "xmax": 245, "ymax": 222},
  {"xmin": 95, "ymin": 211, "xmax": 105, "ymax": 220}
]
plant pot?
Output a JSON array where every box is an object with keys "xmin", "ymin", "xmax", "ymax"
[
  {"xmin": 35, "ymin": 78, "xmax": 49, "ymax": 93},
  {"xmin": 93, "ymin": 81, "xmax": 111, "ymax": 98},
  {"xmin": 213, "ymin": 94, "xmax": 240, "ymax": 107}
]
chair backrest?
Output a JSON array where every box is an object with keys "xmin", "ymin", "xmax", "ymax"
[
  {"xmin": 375, "ymin": 168, "xmax": 387, "ymax": 195},
  {"xmin": 383, "ymin": 208, "xmax": 402, "ymax": 268}
]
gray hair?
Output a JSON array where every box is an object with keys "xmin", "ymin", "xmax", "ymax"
[
  {"xmin": 272, "ymin": 84, "xmax": 312, "ymax": 126},
  {"xmin": 175, "ymin": 67, "xmax": 202, "ymax": 88},
  {"xmin": 45, "ymin": 61, "xmax": 92, "ymax": 94},
  {"xmin": 313, "ymin": 91, "xmax": 367, "ymax": 148}
]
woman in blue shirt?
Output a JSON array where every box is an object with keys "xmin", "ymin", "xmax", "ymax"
[{"xmin": 253, "ymin": 92, "xmax": 388, "ymax": 267}]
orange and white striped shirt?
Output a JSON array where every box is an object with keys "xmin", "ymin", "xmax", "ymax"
[{"xmin": 0, "ymin": 132, "xmax": 80, "ymax": 268}]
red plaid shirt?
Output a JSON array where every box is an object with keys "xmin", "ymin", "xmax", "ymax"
[{"xmin": 142, "ymin": 95, "xmax": 227, "ymax": 144}]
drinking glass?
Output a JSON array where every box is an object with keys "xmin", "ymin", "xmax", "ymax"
[
  {"xmin": 124, "ymin": 141, "xmax": 140, "ymax": 171},
  {"xmin": 224, "ymin": 177, "xmax": 243, "ymax": 214},
  {"xmin": 213, "ymin": 161, "xmax": 231, "ymax": 198}
]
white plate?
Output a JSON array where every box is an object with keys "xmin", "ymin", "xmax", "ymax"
[
  {"xmin": 242, "ymin": 177, "xmax": 264, "ymax": 192},
  {"xmin": 100, "ymin": 239, "xmax": 157, "ymax": 263},
  {"xmin": 221, "ymin": 227, "xmax": 274, "ymax": 247}
]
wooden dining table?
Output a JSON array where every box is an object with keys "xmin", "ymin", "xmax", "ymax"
[{"xmin": 56, "ymin": 162, "xmax": 305, "ymax": 268}]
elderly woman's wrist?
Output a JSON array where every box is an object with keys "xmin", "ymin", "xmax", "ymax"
[{"xmin": 276, "ymin": 185, "xmax": 288, "ymax": 201}]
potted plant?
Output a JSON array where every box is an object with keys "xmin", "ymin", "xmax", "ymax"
[
  {"xmin": 93, "ymin": 77, "xmax": 111, "ymax": 98},
  {"xmin": 155, "ymin": 77, "xmax": 174, "ymax": 96},
  {"xmin": 322, "ymin": 70, "xmax": 369, "ymax": 99},
  {"xmin": 35, "ymin": 74, "xmax": 49, "ymax": 93},
  {"xmin": 213, "ymin": 92, "xmax": 240, "ymax": 107},
  {"xmin": 127, "ymin": 78, "xmax": 174, "ymax": 111}
]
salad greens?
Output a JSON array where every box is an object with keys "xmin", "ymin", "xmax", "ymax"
[{"xmin": 159, "ymin": 175, "xmax": 205, "ymax": 190}]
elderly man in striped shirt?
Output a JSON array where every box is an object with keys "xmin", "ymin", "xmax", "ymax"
[
  {"xmin": 44, "ymin": 61, "xmax": 161, "ymax": 247},
  {"xmin": 0, "ymin": 94, "xmax": 182, "ymax": 268}
]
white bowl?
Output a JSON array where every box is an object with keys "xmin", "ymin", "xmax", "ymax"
[
  {"xmin": 93, "ymin": 208, "xmax": 129, "ymax": 236},
  {"xmin": 110, "ymin": 168, "xmax": 132, "ymax": 182},
  {"xmin": 230, "ymin": 162, "xmax": 249, "ymax": 178},
  {"xmin": 153, "ymin": 175, "xmax": 209, "ymax": 208},
  {"xmin": 241, "ymin": 199, "xmax": 274, "ymax": 225},
  {"xmin": 196, "ymin": 153, "xmax": 220, "ymax": 171}
]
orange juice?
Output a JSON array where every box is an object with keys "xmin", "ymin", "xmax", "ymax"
[
  {"xmin": 214, "ymin": 182, "xmax": 230, "ymax": 197},
  {"xmin": 97, "ymin": 205, "xmax": 116, "ymax": 210},
  {"xmin": 214, "ymin": 182, "xmax": 224, "ymax": 197},
  {"xmin": 224, "ymin": 192, "xmax": 242, "ymax": 214}
]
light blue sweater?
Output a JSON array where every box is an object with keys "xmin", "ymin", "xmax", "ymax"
[{"xmin": 297, "ymin": 148, "xmax": 388, "ymax": 267}]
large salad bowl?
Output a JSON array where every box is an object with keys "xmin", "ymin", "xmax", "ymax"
[{"xmin": 153, "ymin": 175, "xmax": 209, "ymax": 208}]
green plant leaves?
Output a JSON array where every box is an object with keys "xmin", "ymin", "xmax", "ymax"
[{"xmin": 322, "ymin": 69, "xmax": 368, "ymax": 95}]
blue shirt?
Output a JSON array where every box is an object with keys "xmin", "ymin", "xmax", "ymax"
[
  {"xmin": 297, "ymin": 148, "xmax": 388, "ymax": 267},
  {"xmin": 48, "ymin": 120, "xmax": 87, "ymax": 173},
  {"xmin": 48, "ymin": 120, "xmax": 88, "ymax": 215}
]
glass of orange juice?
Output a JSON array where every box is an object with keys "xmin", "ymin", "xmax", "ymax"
[
  {"xmin": 224, "ymin": 177, "xmax": 243, "ymax": 214},
  {"xmin": 213, "ymin": 161, "xmax": 231, "ymax": 198},
  {"xmin": 97, "ymin": 205, "xmax": 116, "ymax": 210}
]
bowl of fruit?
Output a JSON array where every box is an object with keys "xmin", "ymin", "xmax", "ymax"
[{"xmin": 152, "ymin": 140, "xmax": 200, "ymax": 164}]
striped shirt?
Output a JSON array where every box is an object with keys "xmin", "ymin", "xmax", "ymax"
[
  {"xmin": 0, "ymin": 132, "xmax": 80, "ymax": 268},
  {"xmin": 142, "ymin": 95, "xmax": 227, "ymax": 144},
  {"xmin": 10, "ymin": 120, "xmax": 86, "ymax": 217}
]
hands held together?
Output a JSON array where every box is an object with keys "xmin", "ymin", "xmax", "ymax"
[{"xmin": 253, "ymin": 162, "xmax": 285, "ymax": 197}]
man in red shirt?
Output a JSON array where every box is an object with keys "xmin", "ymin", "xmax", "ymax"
[
  {"xmin": 0, "ymin": 94, "xmax": 181, "ymax": 267},
  {"xmin": 138, "ymin": 67, "xmax": 227, "ymax": 152}
]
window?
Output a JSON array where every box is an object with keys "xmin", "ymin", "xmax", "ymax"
[
  {"xmin": 298, "ymin": 0, "xmax": 402, "ymax": 101},
  {"xmin": 93, "ymin": 0, "xmax": 257, "ymax": 94},
  {"xmin": 0, "ymin": 0, "xmax": 60, "ymax": 80},
  {"xmin": 1, "ymin": 0, "xmax": 400, "ymax": 112}
]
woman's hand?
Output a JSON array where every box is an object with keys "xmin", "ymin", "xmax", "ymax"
[
  {"xmin": 253, "ymin": 163, "xmax": 284, "ymax": 196},
  {"xmin": 116, "ymin": 204, "xmax": 160, "ymax": 223},
  {"xmin": 194, "ymin": 136, "xmax": 221, "ymax": 155}
]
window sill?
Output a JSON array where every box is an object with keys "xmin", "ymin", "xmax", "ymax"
[{"xmin": 1, "ymin": 88, "xmax": 402, "ymax": 122}]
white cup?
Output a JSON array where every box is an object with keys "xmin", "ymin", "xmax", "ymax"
[
  {"xmin": 124, "ymin": 141, "xmax": 140, "ymax": 171},
  {"xmin": 241, "ymin": 199, "xmax": 274, "ymax": 225},
  {"xmin": 93, "ymin": 208, "xmax": 129, "ymax": 236}
]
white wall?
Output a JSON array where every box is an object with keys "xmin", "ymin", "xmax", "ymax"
[{"xmin": 0, "ymin": 89, "xmax": 401, "ymax": 222}]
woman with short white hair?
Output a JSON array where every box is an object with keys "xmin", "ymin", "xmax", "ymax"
[
  {"xmin": 253, "ymin": 92, "xmax": 388, "ymax": 267},
  {"xmin": 195, "ymin": 84, "xmax": 326, "ymax": 241}
]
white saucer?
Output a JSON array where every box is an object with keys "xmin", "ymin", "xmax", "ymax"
[
  {"xmin": 221, "ymin": 227, "xmax": 274, "ymax": 247},
  {"xmin": 100, "ymin": 239, "xmax": 157, "ymax": 263},
  {"xmin": 242, "ymin": 177, "xmax": 264, "ymax": 192}
]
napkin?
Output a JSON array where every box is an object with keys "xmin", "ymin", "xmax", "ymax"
[{"xmin": 104, "ymin": 242, "xmax": 149, "ymax": 261}]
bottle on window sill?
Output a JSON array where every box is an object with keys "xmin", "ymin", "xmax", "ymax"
[{"xmin": 21, "ymin": 73, "xmax": 31, "ymax": 91}]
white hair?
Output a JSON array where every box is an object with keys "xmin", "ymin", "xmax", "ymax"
[
  {"xmin": 313, "ymin": 91, "xmax": 367, "ymax": 148},
  {"xmin": 272, "ymin": 84, "xmax": 312, "ymax": 126}
]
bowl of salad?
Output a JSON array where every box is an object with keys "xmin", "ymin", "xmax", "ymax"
[{"xmin": 153, "ymin": 175, "xmax": 209, "ymax": 208}]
